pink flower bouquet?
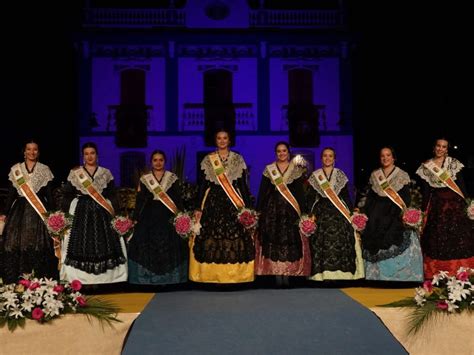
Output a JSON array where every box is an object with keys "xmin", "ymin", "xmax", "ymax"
[
  {"xmin": 298, "ymin": 214, "xmax": 317, "ymax": 237},
  {"xmin": 45, "ymin": 211, "xmax": 73, "ymax": 238},
  {"xmin": 350, "ymin": 212, "xmax": 368, "ymax": 232},
  {"xmin": 467, "ymin": 200, "xmax": 474, "ymax": 220},
  {"xmin": 110, "ymin": 215, "xmax": 134, "ymax": 238},
  {"xmin": 402, "ymin": 208, "xmax": 424, "ymax": 229},
  {"xmin": 237, "ymin": 208, "xmax": 259, "ymax": 230},
  {"xmin": 173, "ymin": 212, "xmax": 200, "ymax": 239}
]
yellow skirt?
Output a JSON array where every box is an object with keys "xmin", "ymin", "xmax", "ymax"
[{"xmin": 188, "ymin": 237, "xmax": 255, "ymax": 283}]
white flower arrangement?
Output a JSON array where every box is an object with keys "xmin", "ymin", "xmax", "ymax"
[
  {"xmin": 0, "ymin": 273, "xmax": 120, "ymax": 331},
  {"xmin": 382, "ymin": 267, "xmax": 474, "ymax": 334}
]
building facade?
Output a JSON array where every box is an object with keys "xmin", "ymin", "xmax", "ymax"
[{"xmin": 77, "ymin": 0, "xmax": 354, "ymax": 195}]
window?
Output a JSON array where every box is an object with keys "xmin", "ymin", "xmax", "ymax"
[
  {"xmin": 120, "ymin": 151, "xmax": 146, "ymax": 188},
  {"xmin": 288, "ymin": 68, "xmax": 319, "ymax": 147},
  {"xmin": 203, "ymin": 69, "xmax": 235, "ymax": 146},
  {"xmin": 116, "ymin": 69, "xmax": 148, "ymax": 147}
]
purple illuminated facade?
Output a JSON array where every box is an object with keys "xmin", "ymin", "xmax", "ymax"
[{"xmin": 77, "ymin": 0, "xmax": 354, "ymax": 195}]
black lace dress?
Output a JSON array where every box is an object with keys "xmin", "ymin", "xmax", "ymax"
[
  {"xmin": 361, "ymin": 167, "xmax": 423, "ymax": 281},
  {"xmin": 60, "ymin": 166, "xmax": 127, "ymax": 284},
  {"xmin": 307, "ymin": 168, "xmax": 364, "ymax": 280},
  {"xmin": 128, "ymin": 171, "xmax": 188, "ymax": 285},
  {"xmin": 417, "ymin": 157, "xmax": 474, "ymax": 278},
  {"xmin": 254, "ymin": 162, "xmax": 311, "ymax": 276},
  {"xmin": 189, "ymin": 151, "xmax": 255, "ymax": 283},
  {"xmin": 0, "ymin": 162, "xmax": 58, "ymax": 283}
]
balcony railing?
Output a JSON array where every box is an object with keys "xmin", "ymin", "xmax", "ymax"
[
  {"xmin": 181, "ymin": 103, "xmax": 256, "ymax": 131},
  {"xmin": 280, "ymin": 104, "xmax": 327, "ymax": 131},
  {"xmin": 106, "ymin": 105, "xmax": 153, "ymax": 132},
  {"xmin": 83, "ymin": 7, "xmax": 341, "ymax": 29},
  {"xmin": 83, "ymin": 8, "xmax": 186, "ymax": 28},
  {"xmin": 250, "ymin": 9, "xmax": 342, "ymax": 28}
]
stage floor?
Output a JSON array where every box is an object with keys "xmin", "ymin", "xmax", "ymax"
[
  {"xmin": 4, "ymin": 287, "xmax": 472, "ymax": 354},
  {"xmin": 100, "ymin": 286, "xmax": 415, "ymax": 313}
]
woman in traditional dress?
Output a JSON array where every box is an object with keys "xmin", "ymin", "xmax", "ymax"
[
  {"xmin": 0, "ymin": 140, "xmax": 57, "ymax": 283},
  {"xmin": 60, "ymin": 142, "xmax": 127, "ymax": 284},
  {"xmin": 307, "ymin": 147, "xmax": 364, "ymax": 281},
  {"xmin": 128, "ymin": 150, "xmax": 188, "ymax": 285},
  {"xmin": 190, "ymin": 130, "xmax": 254, "ymax": 283},
  {"xmin": 416, "ymin": 138, "xmax": 474, "ymax": 278},
  {"xmin": 255, "ymin": 141, "xmax": 310, "ymax": 286},
  {"xmin": 359, "ymin": 147, "xmax": 423, "ymax": 281}
]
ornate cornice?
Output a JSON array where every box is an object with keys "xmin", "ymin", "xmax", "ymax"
[
  {"xmin": 93, "ymin": 45, "xmax": 165, "ymax": 58},
  {"xmin": 197, "ymin": 64, "xmax": 238, "ymax": 72},
  {"xmin": 283, "ymin": 64, "xmax": 319, "ymax": 72},
  {"xmin": 113, "ymin": 64, "xmax": 151, "ymax": 72},
  {"xmin": 178, "ymin": 45, "xmax": 257, "ymax": 58},
  {"xmin": 269, "ymin": 45, "xmax": 340, "ymax": 58}
]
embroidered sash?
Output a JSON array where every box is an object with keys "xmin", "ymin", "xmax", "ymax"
[
  {"xmin": 208, "ymin": 152, "xmax": 245, "ymax": 210},
  {"xmin": 266, "ymin": 163, "xmax": 301, "ymax": 216},
  {"xmin": 141, "ymin": 172, "xmax": 178, "ymax": 214},
  {"xmin": 424, "ymin": 160, "xmax": 465, "ymax": 199},
  {"xmin": 12, "ymin": 164, "xmax": 61, "ymax": 261},
  {"xmin": 11, "ymin": 164, "xmax": 47, "ymax": 220},
  {"xmin": 73, "ymin": 167, "xmax": 115, "ymax": 216},
  {"xmin": 313, "ymin": 170, "xmax": 352, "ymax": 223},
  {"xmin": 373, "ymin": 169, "xmax": 407, "ymax": 211}
]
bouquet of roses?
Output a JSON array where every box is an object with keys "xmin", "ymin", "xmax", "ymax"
[
  {"xmin": 467, "ymin": 199, "xmax": 474, "ymax": 220},
  {"xmin": 45, "ymin": 211, "xmax": 73, "ymax": 239},
  {"xmin": 350, "ymin": 212, "xmax": 368, "ymax": 232},
  {"xmin": 0, "ymin": 273, "xmax": 120, "ymax": 332},
  {"xmin": 110, "ymin": 215, "xmax": 134, "ymax": 238},
  {"xmin": 381, "ymin": 267, "xmax": 474, "ymax": 335},
  {"xmin": 402, "ymin": 207, "xmax": 424, "ymax": 230},
  {"xmin": 173, "ymin": 211, "xmax": 200, "ymax": 239},
  {"xmin": 237, "ymin": 208, "xmax": 259, "ymax": 230},
  {"xmin": 298, "ymin": 214, "xmax": 317, "ymax": 237}
]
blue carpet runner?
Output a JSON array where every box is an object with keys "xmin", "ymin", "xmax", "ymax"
[{"xmin": 123, "ymin": 288, "xmax": 407, "ymax": 354}]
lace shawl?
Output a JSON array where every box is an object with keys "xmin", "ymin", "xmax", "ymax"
[
  {"xmin": 141, "ymin": 171, "xmax": 178, "ymax": 195},
  {"xmin": 416, "ymin": 157, "xmax": 464, "ymax": 188},
  {"xmin": 308, "ymin": 168, "xmax": 348, "ymax": 197},
  {"xmin": 8, "ymin": 162, "xmax": 54, "ymax": 195},
  {"xmin": 201, "ymin": 151, "xmax": 247, "ymax": 185},
  {"xmin": 262, "ymin": 160, "xmax": 304, "ymax": 186},
  {"xmin": 370, "ymin": 167, "xmax": 410, "ymax": 197},
  {"xmin": 67, "ymin": 166, "xmax": 114, "ymax": 194}
]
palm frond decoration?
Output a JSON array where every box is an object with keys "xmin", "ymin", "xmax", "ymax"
[{"xmin": 76, "ymin": 296, "xmax": 122, "ymax": 327}]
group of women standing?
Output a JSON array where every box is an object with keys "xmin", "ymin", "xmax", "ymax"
[{"xmin": 1, "ymin": 135, "xmax": 473, "ymax": 287}]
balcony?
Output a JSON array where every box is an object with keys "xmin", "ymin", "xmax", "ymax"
[
  {"xmin": 83, "ymin": 8, "xmax": 186, "ymax": 28},
  {"xmin": 280, "ymin": 104, "xmax": 327, "ymax": 131},
  {"xmin": 249, "ymin": 9, "xmax": 342, "ymax": 29},
  {"xmin": 106, "ymin": 105, "xmax": 153, "ymax": 132},
  {"xmin": 181, "ymin": 103, "xmax": 256, "ymax": 131},
  {"xmin": 83, "ymin": 7, "xmax": 342, "ymax": 29}
]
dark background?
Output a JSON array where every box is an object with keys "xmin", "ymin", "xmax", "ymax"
[
  {"xmin": 349, "ymin": 1, "xmax": 472, "ymax": 189},
  {"xmin": 1, "ymin": 1, "xmax": 472, "ymax": 191}
]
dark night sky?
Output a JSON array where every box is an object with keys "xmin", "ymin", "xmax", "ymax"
[
  {"xmin": 1, "ymin": 2, "xmax": 80, "ymax": 183},
  {"xmin": 0, "ymin": 2, "xmax": 472, "ymax": 190},
  {"xmin": 348, "ymin": 2, "xmax": 472, "ymax": 187}
]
